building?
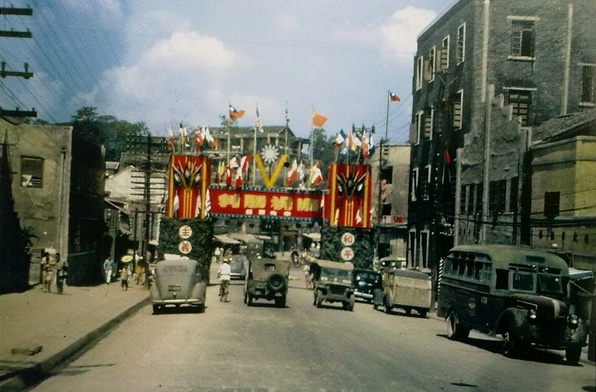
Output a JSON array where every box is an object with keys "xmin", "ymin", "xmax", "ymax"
[
  {"xmin": 0, "ymin": 117, "xmax": 105, "ymax": 287},
  {"xmin": 528, "ymin": 110, "xmax": 596, "ymax": 270},
  {"xmin": 408, "ymin": 0, "xmax": 596, "ymax": 272}
]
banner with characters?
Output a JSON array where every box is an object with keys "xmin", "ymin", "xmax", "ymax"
[
  {"xmin": 326, "ymin": 163, "xmax": 372, "ymax": 229},
  {"xmin": 165, "ymin": 155, "xmax": 211, "ymax": 218}
]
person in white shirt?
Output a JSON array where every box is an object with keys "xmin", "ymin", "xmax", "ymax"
[{"xmin": 217, "ymin": 258, "xmax": 231, "ymax": 301}]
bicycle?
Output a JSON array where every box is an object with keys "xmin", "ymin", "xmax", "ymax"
[{"xmin": 219, "ymin": 280, "xmax": 229, "ymax": 302}]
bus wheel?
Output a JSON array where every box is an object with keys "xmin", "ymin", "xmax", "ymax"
[
  {"xmin": 447, "ymin": 311, "xmax": 469, "ymax": 340},
  {"xmin": 565, "ymin": 345, "xmax": 582, "ymax": 365}
]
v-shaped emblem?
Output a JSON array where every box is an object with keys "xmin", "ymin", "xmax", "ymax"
[{"xmin": 254, "ymin": 153, "xmax": 288, "ymax": 188}]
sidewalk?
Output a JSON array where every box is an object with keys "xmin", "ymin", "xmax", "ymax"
[{"xmin": 0, "ymin": 281, "xmax": 148, "ymax": 391}]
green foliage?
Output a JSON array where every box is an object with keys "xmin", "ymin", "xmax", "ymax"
[
  {"xmin": 71, "ymin": 106, "xmax": 149, "ymax": 161},
  {"xmin": 319, "ymin": 226, "xmax": 375, "ymax": 269},
  {"xmin": 157, "ymin": 218, "xmax": 214, "ymax": 283}
]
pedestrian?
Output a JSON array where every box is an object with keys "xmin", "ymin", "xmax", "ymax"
[
  {"xmin": 303, "ymin": 263, "xmax": 312, "ymax": 289},
  {"xmin": 41, "ymin": 252, "xmax": 56, "ymax": 293},
  {"xmin": 55, "ymin": 253, "xmax": 67, "ymax": 294},
  {"xmin": 214, "ymin": 247, "xmax": 222, "ymax": 263},
  {"xmin": 120, "ymin": 264, "xmax": 131, "ymax": 291},
  {"xmin": 103, "ymin": 255, "xmax": 114, "ymax": 284}
]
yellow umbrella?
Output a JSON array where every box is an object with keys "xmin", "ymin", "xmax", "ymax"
[{"xmin": 121, "ymin": 255, "xmax": 133, "ymax": 263}]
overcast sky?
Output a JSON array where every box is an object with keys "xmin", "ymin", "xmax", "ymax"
[{"xmin": 1, "ymin": 0, "xmax": 455, "ymax": 142}]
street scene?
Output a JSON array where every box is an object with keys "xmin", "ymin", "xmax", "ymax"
[
  {"xmin": 0, "ymin": 261, "xmax": 591, "ymax": 392},
  {"xmin": 0, "ymin": 1, "xmax": 595, "ymax": 391}
]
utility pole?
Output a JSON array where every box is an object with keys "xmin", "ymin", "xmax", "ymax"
[
  {"xmin": 0, "ymin": 6, "xmax": 36, "ymax": 118},
  {"xmin": 127, "ymin": 135, "xmax": 168, "ymax": 288}
]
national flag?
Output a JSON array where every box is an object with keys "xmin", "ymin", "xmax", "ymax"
[
  {"xmin": 361, "ymin": 131, "xmax": 370, "ymax": 159},
  {"xmin": 229, "ymin": 104, "xmax": 245, "ymax": 120},
  {"xmin": 204, "ymin": 127, "xmax": 217, "ymax": 148},
  {"xmin": 347, "ymin": 130, "xmax": 360, "ymax": 152},
  {"xmin": 255, "ymin": 107, "xmax": 264, "ymax": 133},
  {"xmin": 389, "ymin": 92, "xmax": 401, "ymax": 102},
  {"xmin": 312, "ymin": 110, "xmax": 327, "ymax": 128},
  {"xmin": 310, "ymin": 163, "xmax": 323, "ymax": 185},
  {"xmin": 335, "ymin": 129, "xmax": 346, "ymax": 147},
  {"xmin": 285, "ymin": 159, "xmax": 298, "ymax": 187},
  {"xmin": 194, "ymin": 127, "xmax": 204, "ymax": 150},
  {"xmin": 240, "ymin": 154, "xmax": 251, "ymax": 173}
]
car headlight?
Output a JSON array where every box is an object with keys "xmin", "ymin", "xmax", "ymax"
[
  {"xmin": 568, "ymin": 314, "xmax": 579, "ymax": 329},
  {"xmin": 528, "ymin": 309, "xmax": 537, "ymax": 321}
]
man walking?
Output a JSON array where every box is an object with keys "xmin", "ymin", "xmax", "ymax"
[{"xmin": 103, "ymin": 255, "xmax": 114, "ymax": 284}]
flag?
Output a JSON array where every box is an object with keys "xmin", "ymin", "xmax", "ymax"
[
  {"xmin": 229, "ymin": 104, "xmax": 245, "ymax": 120},
  {"xmin": 255, "ymin": 107, "xmax": 264, "ymax": 133},
  {"xmin": 285, "ymin": 159, "xmax": 298, "ymax": 187},
  {"xmin": 347, "ymin": 130, "xmax": 360, "ymax": 152},
  {"xmin": 310, "ymin": 163, "xmax": 323, "ymax": 185},
  {"xmin": 204, "ymin": 127, "xmax": 217, "ymax": 148},
  {"xmin": 179, "ymin": 123, "xmax": 189, "ymax": 147},
  {"xmin": 167, "ymin": 128, "xmax": 174, "ymax": 151},
  {"xmin": 335, "ymin": 129, "xmax": 346, "ymax": 147},
  {"xmin": 234, "ymin": 166, "xmax": 243, "ymax": 188},
  {"xmin": 389, "ymin": 92, "xmax": 401, "ymax": 102},
  {"xmin": 225, "ymin": 165, "xmax": 233, "ymax": 186},
  {"xmin": 361, "ymin": 131, "xmax": 370, "ymax": 159},
  {"xmin": 443, "ymin": 150, "xmax": 451, "ymax": 165},
  {"xmin": 194, "ymin": 127, "xmax": 204, "ymax": 150},
  {"xmin": 312, "ymin": 110, "xmax": 327, "ymax": 128},
  {"xmin": 240, "ymin": 154, "xmax": 251, "ymax": 173},
  {"xmin": 368, "ymin": 133, "xmax": 375, "ymax": 157}
]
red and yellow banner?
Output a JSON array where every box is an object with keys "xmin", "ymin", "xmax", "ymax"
[
  {"xmin": 166, "ymin": 155, "xmax": 211, "ymax": 218},
  {"xmin": 326, "ymin": 163, "xmax": 372, "ymax": 228},
  {"xmin": 209, "ymin": 186, "xmax": 322, "ymax": 221}
]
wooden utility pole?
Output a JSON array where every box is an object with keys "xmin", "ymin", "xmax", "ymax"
[{"xmin": 0, "ymin": 6, "xmax": 36, "ymax": 118}]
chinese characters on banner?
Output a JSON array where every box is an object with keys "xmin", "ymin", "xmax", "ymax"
[
  {"xmin": 325, "ymin": 164, "xmax": 372, "ymax": 229},
  {"xmin": 165, "ymin": 155, "xmax": 211, "ymax": 218}
]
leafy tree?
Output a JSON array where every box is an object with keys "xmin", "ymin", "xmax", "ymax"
[{"xmin": 71, "ymin": 107, "xmax": 149, "ymax": 161}]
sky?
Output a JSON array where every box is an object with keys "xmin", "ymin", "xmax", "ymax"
[{"xmin": 0, "ymin": 0, "xmax": 456, "ymax": 143}]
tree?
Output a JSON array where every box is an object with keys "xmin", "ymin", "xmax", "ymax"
[{"xmin": 71, "ymin": 107, "xmax": 149, "ymax": 161}]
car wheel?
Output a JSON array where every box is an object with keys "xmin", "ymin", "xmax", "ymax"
[
  {"xmin": 446, "ymin": 311, "xmax": 469, "ymax": 341},
  {"xmin": 152, "ymin": 304, "xmax": 160, "ymax": 314},
  {"xmin": 418, "ymin": 309, "xmax": 428, "ymax": 318},
  {"xmin": 316, "ymin": 292, "xmax": 323, "ymax": 308},
  {"xmin": 565, "ymin": 345, "xmax": 582, "ymax": 366},
  {"xmin": 247, "ymin": 293, "xmax": 253, "ymax": 306},
  {"xmin": 276, "ymin": 294, "xmax": 286, "ymax": 308},
  {"xmin": 404, "ymin": 307, "xmax": 412, "ymax": 315}
]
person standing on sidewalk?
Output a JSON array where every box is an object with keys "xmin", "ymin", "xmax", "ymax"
[
  {"xmin": 55, "ymin": 253, "xmax": 67, "ymax": 294},
  {"xmin": 120, "ymin": 264, "xmax": 131, "ymax": 290},
  {"xmin": 41, "ymin": 252, "xmax": 56, "ymax": 293},
  {"xmin": 103, "ymin": 255, "xmax": 114, "ymax": 284}
]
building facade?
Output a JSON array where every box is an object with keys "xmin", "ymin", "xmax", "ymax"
[{"xmin": 408, "ymin": 0, "xmax": 596, "ymax": 272}]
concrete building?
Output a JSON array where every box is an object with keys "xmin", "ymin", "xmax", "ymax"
[
  {"xmin": 0, "ymin": 117, "xmax": 105, "ymax": 287},
  {"xmin": 408, "ymin": 0, "xmax": 596, "ymax": 272}
]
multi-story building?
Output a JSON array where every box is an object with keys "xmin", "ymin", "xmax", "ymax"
[
  {"xmin": 408, "ymin": 0, "xmax": 596, "ymax": 272},
  {"xmin": 0, "ymin": 117, "xmax": 105, "ymax": 287}
]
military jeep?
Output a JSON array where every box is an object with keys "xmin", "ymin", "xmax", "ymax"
[
  {"xmin": 311, "ymin": 260, "xmax": 355, "ymax": 311},
  {"xmin": 244, "ymin": 256, "xmax": 290, "ymax": 307}
]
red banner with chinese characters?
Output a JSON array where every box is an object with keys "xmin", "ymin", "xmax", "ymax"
[
  {"xmin": 166, "ymin": 155, "xmax": 211, "ymax": 218},
  {"xmin": 326, "ymin": 163, "xmax": 372, "ymax": 229},
  {"xmin": 208, "ymin": 186, "xmax": 322, "ymax": 221}
]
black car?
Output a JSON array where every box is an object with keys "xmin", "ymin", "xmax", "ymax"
[{"xmin": 353, "ymin": 269, "xmax": 382, "ymax": 303}]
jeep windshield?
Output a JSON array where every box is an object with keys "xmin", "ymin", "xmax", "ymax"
[{"xmin": 319, "ymin": 267, "xmax": 352, "ymax": 284}]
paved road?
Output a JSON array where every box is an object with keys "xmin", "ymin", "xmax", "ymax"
[{"xmin": 26, "ymin": 267, "xmax": 596, "ymax": 392}]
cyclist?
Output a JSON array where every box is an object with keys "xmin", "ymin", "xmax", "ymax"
[{"xmin": 218, "ymin": 258, "xmax": 231, "ymax": 302}]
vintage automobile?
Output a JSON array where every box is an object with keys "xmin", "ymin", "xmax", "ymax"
[
  {"xmin": 373, "ymin": 268, "xmax": 432, "ymax": 317},
  {"xmin": 311, "ymin": 260, "xmax": 355, "ymax": 311},
  {"xmin": 228, "ymin": 254, "xmax": 248, "ymax": 280},
  {"xmin": 150, "ymin": 258, "xmax": 207, "ymax": 314},
  {"xmin": 353, "ymin": 268, "xmax": 382, "ymax": 303},
  {"xmin": 244, "ymin": 255, "xmax": 290, "ymax": 307}
]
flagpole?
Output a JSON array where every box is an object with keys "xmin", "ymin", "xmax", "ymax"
[
  {"xmin": 253, "ymin": 106, "xmax": 257, "ymax": 186},
  {"xmin": 385, "ymin": 90, "xmax": 390, "ymax": 141}
]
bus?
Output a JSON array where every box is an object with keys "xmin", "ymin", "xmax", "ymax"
[{"xmin": 437, "ymin": 244, "xmax": 590, "ymax": 365}]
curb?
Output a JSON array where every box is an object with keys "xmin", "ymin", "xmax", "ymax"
[{"xmin": 0, "ymin": 297, "xmax": 149, "ymax": 392}]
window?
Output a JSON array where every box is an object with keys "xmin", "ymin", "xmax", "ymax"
[
  {"xmin": 424, "ymin": 108, "xmax": 434, "ymax": 139},
  {"xmin": 460, "ymin": 185, "xmax": 468, "ymax": 215},
  {"xmin": 489, "ymin": 180, "xmax": 506, "ymax": 213},
  {"xmin": 581, "ymin": 64, "xmax": 596, "ymax": 106},
  {"xmin": 452, "ymin": 90, "xmax": 463, "ymax": 129},
  {"xmin": 414, "ymin": 110, "xmax": 423, "ymax": 144},
  {"xmin": 21, "ymin": 156, "xmax": 44, "ymax": 188},
  {"xmin": 507, "ymin": 89, "xmax": 532, "ymax": 126},
  {"xmin": 427, "ymin": 46, "xmax": 436, "ymax": 81},
  {"xmin": 544, "ymin": 191, "xmax": 560, "ymax": 217},
  {"xmin": 419, "ymin": 165, "xmax": 430, "ymax": 201},
  {"xmin": 510, "ymin": 20, "xmax": 535, "ymax": 58},
  {"xmin": 440, "ymin": 36, "xmax": 450, "ymax": 70},
  {"xmin": 416, "ymin": 56, "xmax": 424, "ymax": 90},
  {"xmin": 475, "ymin": 182, "xmax": 483, "ymax": 215},
  {"xmin": 456, "ymin": 24, "xmax": 466, "ymax": 64},
  {"xmin": 509, "ymin": 176, "xmax": 519, "ymax": 212},
  {"xmin": 410, "ymin": 168, "xmax": 419, "ymax": 202}
]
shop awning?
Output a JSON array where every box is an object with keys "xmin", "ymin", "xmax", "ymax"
[{"xmin": 213, "ymin": 234, "xmax": 241, "ymax": 245}]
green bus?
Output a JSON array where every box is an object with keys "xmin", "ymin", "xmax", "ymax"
[{"xmin": 437, "ymin": 245, "xmax": 590, "ymax": 365}]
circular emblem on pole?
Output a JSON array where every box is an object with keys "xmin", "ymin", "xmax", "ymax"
[
  {"xmin": 340, "ymin": 232, "xmax": 355, "ymax": 246},
  {"xmin": 178, "ymin": 240, "xmax": 192, "ymax": 254},
  {"xmin": 179, "ymin": 225, "xmax": 192, "ymax": 239},
  {"xmin": 340, "ymin": 247, "xmax": 355, "ymax": 261},
  {"xmin": 260, "ymin": 144, "xmax": 279, "ymax": 164}
]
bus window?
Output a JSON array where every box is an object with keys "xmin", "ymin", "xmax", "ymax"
[
  {"xmin": 538, "ymin": 274, "xmax": 564, "ymax": 295},
  {"xmin": 496, "ymin": 269, "xmax": 508, "ymax": 289},
  {"xmin": 511, "ymin": 271, "xmax": 535, "ymax": 292}
]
